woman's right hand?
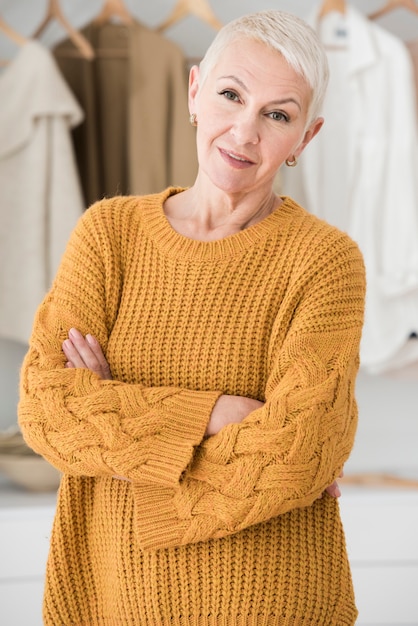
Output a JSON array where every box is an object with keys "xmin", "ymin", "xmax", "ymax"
[
  {"xmin": 205, "ymin": 394, "xmax": 264, "ymax": 436},
  {"xmin": 62, "ymin": 328, "xmax": 113, "ymax": 380}
]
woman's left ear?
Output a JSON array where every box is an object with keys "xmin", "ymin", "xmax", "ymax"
[
  {"xmin": 188, "ymin": 65, "xmax": 200, "ymax": 113},
  {"xmin": 295, "ymin": 117, "xmax": 324, "ymax": 158}
]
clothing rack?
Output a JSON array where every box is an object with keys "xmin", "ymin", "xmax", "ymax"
[
  {"xmin": 369, "ymin": 0, "xmax": 418, "ymax": 19},
  {"xmin": 318, "ymin": 0, "xmax": 346, "ymax": 18},
  {"xmin": 156, "ymin": 0, "xmax": 223, "ymax": 33},
  {"xmin": 52, "ymin": 0, "xmax": 219, "ymax": 63},
  {"xmin": 93, "ymin": 0, "xmax": 136, "ymax": 26},
  {"xmin": 0, "ymin": 16, "xmax": 27, "ymax": 46},
  {"xmin": 0, "ymin": 16, "xmax": 27, "ymax": 65},
  {"xmin": 33, "ymin": 0, "xmax": 94, "ymax": 59}
]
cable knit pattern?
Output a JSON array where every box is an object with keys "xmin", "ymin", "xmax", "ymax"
[{"xmin": 18, "ymin": 187, "xmax": 365, "ymax": 625}]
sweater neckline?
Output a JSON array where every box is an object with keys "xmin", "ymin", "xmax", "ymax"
[{"xmin": 141, "ymin": 187, "xmax": 298, "ymax": 261}]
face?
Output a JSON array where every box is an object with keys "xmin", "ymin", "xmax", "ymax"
[{"xmin": 189, "ymin": 38, "xmax": 323, "ymax": 196}]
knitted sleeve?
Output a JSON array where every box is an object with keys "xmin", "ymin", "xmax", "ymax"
[
  {"xmin": 18, "ymin": 201, "xmax": 221, "ymax": 485},
  {"xmin": 132, "ymin": 237, "xmax": 366, "ymax": 550}
]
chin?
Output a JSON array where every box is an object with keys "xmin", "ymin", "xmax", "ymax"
[{"xmin": 208, "ymin": 173, "xmax": 256, "ymax": 196}]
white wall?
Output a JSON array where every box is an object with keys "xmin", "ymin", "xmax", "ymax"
[{"xmin": 0, "ymin": 0, "xmax": 418, "ymax": 476}]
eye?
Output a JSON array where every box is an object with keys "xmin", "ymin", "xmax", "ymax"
[
  {"xmin": 218, "ymin": 89, "xmax": 240, "ymax": 102},
  {"xmin": 268, "ymin": 111, "xmax": 290, "ymax": 122}
]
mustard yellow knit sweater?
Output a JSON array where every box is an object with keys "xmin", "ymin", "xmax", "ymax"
[{"xmin": 19, "ymin": 187, "xmax": 366, "ymax": 626}]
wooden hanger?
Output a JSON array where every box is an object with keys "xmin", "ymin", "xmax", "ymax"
[
  {"xmin": 0, "ymin": 16, "xmax": 27, "ymax": 46},
  {"xmin": 341, "ymin": 471, "xmax": 418, "ymax": 489},
  {"xmin": 156, "ymin": 0, "xmax": 223, "ymax": 33},
  {"xmin": 55, "ymin": 0, "xmax": 136, "ymax": 61},
  {"xmin": 318, "ymin": 0, "xmax": 346, "ymax": 18},
  {"xmin": 33, "ymin": 0, "xmax": 95, "ymax": 59},
  {"xmin": 93, "ymin": 0, "xmax": 136, "ymax": 26},
  {"xmin": 369, "ymin": 0, "xmax": 418, "ymax": 19}
]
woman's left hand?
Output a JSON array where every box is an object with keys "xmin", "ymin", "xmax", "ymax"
[
  {"xmin": 62, "ymin": 327, "xmax": 113, "ymax": 380},
  {"xmin": 324, "ymin": 470, "xmax": 344, "ymax": 499}
]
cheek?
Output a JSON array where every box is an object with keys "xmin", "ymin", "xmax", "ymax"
[
  {"xmin": 264, "ymin": 139, "xmax": 289, "ymax": 165},
  {"xmin": 196, "ymin": 118, "xmax": 226, "ymax": 149},
  {"xmin": 197, "ymin": 97, "xmax": 235, "ymax": 139},
  {"xmin": 269, "ymin": 130, "xmax": 304, "ymax": 159},
  {"xmin": 194, "ymin": 125, "xmax": 216, "ymax": 165}
]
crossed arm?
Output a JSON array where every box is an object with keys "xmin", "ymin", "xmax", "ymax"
[{"xmin": 63, "ymin": 326, "xmax": 343, "ymax": 499}]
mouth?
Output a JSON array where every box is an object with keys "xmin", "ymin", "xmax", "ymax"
[{"xmin": 219, "ymin": 148, "xmax": 255, "ymax": 168}]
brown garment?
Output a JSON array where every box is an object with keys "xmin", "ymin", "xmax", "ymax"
[{"xmin": 54, "ymin": 21, "xmax": 197, "ymax": 206}]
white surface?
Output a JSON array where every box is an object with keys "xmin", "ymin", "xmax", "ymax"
[
  {"xmin": 0, "ymin": 579, "xmax": 46, "ymax": 626},
  {"xmin": 340, "ymin": 487, "xmax": 418, "ymax": 625},
  {"xmin": 346, "ymin": 370, "xmax": 418, "ymax": 475},
  {"xmin": 0, "ymin": 480, "xmax": 56, "ymax": 626},
  {"xmin": 340, "ymin": 487, "xmax": 418, "ymax": 562},
  {"xmin": 352, "ymin": 566, "xmax": 418, "ymax": 625}
]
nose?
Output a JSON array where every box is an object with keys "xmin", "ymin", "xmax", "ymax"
[{"xmin": 230, "ymin": 111, "xmax": 260, "ymax": 145}]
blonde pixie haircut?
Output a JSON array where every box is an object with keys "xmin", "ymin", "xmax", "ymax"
[{"xmin": 198, "ymin": 10, "xmax": 329, "ymax": 126}]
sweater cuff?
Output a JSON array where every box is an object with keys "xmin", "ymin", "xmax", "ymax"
[
  {"xmin": 119, "ymin": 387, "xmax": 222, "ymax": 487},
  {"xmin": 132, "ymin": 484, "xmax": 189, "ymax": 550}
]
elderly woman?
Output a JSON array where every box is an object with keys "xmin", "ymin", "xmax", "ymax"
[{"xmin": 18, "ymin": 10, "xmax": 365, "ymax": 626}]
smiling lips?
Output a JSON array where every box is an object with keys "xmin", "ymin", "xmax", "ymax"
[{"xmin": 219, "ymin": 147, "xmax": 255, "ymax": 169}]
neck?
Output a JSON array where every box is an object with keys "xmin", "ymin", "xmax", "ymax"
[{"xmin": 164, "ymin": 177, "xmax": 281, "ymax": 242}]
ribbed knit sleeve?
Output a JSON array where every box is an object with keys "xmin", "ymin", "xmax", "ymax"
[
  {"xmin": 18, "ymin": 199, "xmax": 221, "ymax": 483},
  {"xmin": 132, "ymin": 233, "xmax": 366, "ymax": 550}
]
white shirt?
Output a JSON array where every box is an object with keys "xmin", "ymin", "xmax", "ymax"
[{"xmin": 284, "ymin": 4, "xmax": 418, "ymax": 374}]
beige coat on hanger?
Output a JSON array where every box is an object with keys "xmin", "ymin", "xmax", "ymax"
[
  {"xmin": 54, "ymin": 21, "xmax": 197, "ymax": 204},
  {"xmin": 0, "ymin": 41, "xmax": 84, "ymax": 343}
]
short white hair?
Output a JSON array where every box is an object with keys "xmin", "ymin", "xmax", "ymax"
[{"xmin": 199, "ymin": 10, "xmax": 329, "ymax": 125}]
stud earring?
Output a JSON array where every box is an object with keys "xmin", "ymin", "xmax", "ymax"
[
  {"xmin": 285, "ymin": 156, "xmax": 298, "ymax": 167},
  {"xmin": 189, "ymin": 113, "xmax": 198, "ymax": 127}
]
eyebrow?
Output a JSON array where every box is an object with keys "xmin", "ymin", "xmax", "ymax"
[{"xmin": 218, "ymin": 74, "xmax": 302, "ymax": 111}]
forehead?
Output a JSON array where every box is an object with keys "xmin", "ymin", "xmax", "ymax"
[
  {"xmin": 205, "ymin": 38, "xmax": 311, "ymax": 110},
  {"xmin": 210, "ymin": 38, "xmax": 308, "ymax": 90}
]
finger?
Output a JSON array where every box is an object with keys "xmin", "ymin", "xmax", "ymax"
[
  {"xmin": 68, "ymin": 328, "xmax": 103, "ymax": 373},
  {"xmin": 62, "ymin": 338, "xmax": 89, "ymax": 368},
  {"xmin": 86, "ymin": 334, "xmax": 112, "ymax": 380},
  {"xmin": 325, "ymin": 480, "xmax": 341, "ymax": 498},
  {"xmin": 66, "ymin": 329, "xmax": 113, "ymax": 380}
]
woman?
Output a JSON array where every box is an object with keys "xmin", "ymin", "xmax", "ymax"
[{"xmin": 18, "ymin": 10, "xmax": 366, "ymax": 625}]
